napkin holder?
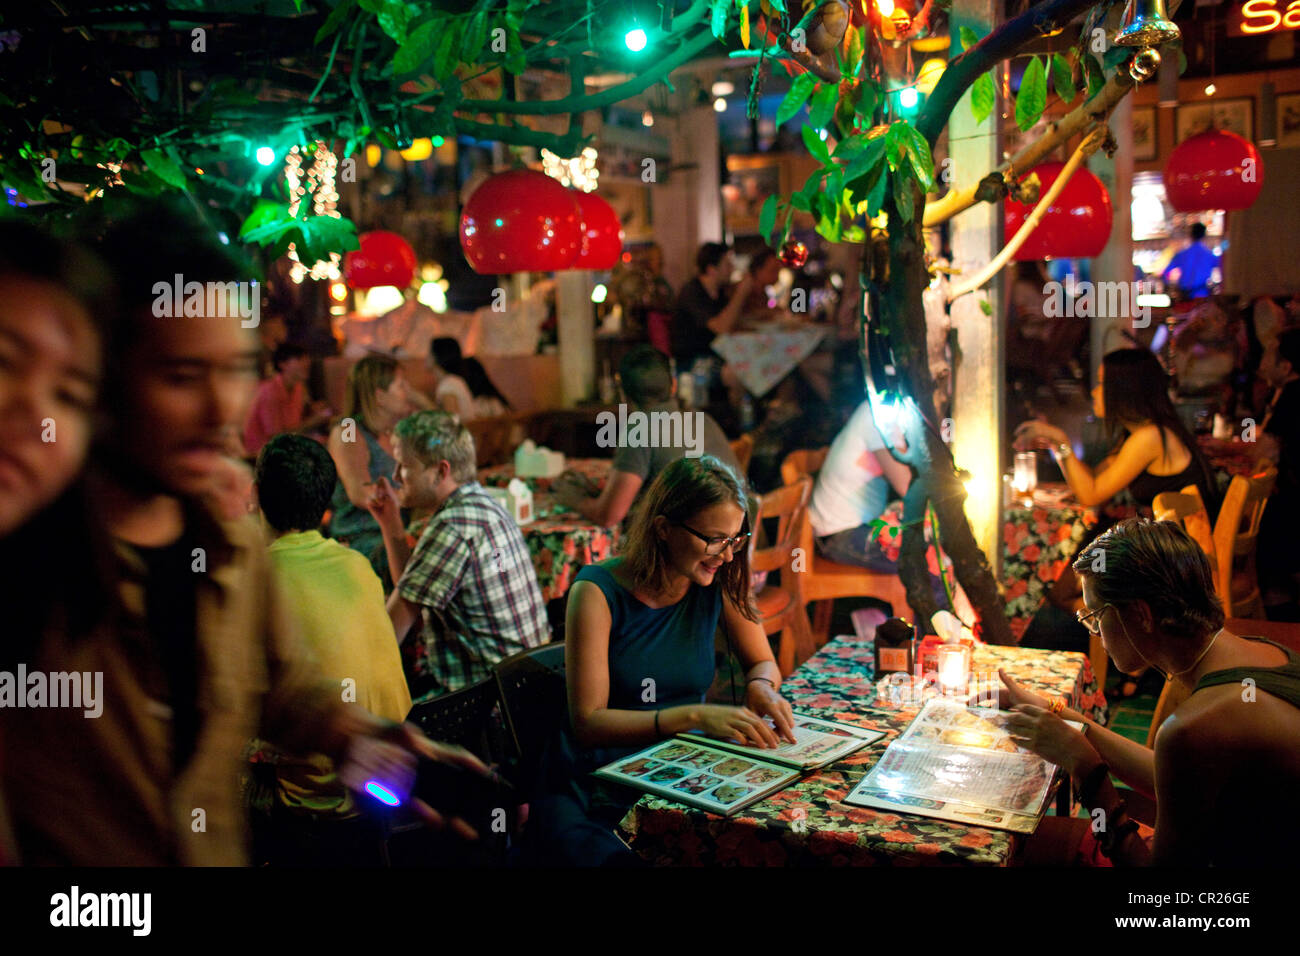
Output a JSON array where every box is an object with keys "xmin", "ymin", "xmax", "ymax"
[
  {"xmin": 488, "ymin": 477, "xmax": 534, "ymax": 525},
  {"xmin": 514, "ymin": 439, "xmax": 565, "ymax": 479}
]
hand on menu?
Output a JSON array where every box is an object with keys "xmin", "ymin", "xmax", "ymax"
[
  {"xmin": 745, "ymin": 681, "xmax": 797, "ymax": 744},
  {"xmin": 696, "ymin": 704, "xmax": 781, "ymax": 749},
  {"xmin": 1003, "ymin": 705, "xmax": 1097, "ymax": 775},
  {"xmin": 971, "ymin": 667, "xmax": 1051, "ymax": 712}
]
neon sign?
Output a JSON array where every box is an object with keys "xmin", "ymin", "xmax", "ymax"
[{"xmin": 1229, "ymin": 0, "xmax": 1300, "ymax": 36}]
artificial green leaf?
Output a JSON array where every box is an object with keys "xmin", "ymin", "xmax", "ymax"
[
  {"xmin": 802, "ymin": 125, "xmax": 832, "ymax": 166},
  {"xmin": 883, "ymin": 124, "xmax": 905, "ymax": 172},
  {"xmin": 866, "ymin": 163, "xmax": 888, "ymax": 216},
  {"xmin": 1082, "ymin": 53, "xmax": 1105, "ymax": 99},
  {"xmin": 847, "ymin": 26, "xmax": 864, "ymax": 77},
  {"xmin": 140, "ymin": 148, "xmax": 187, "ymax": 189},
  {"xmin": 1015, "ymin": 56, "xmax": 1047, "ymax": 132},
  {"xmin": 462, "ymin": 10, "xmax": 489, "ymax": 62},
  {"xmin": 711, "ymin": 0, "xmax": 729, "ymax": 40},
  {"xmin": 358, "ymin": 0, "xmax": 383, "ymax": 12},
  {"xmin": 834, "ymin": 84, "xmax": 860, "ymax": 138},
  {"xmin": 809, "ymin": 82, "xmax": 838, "ymax": 130},
  {"xmin": 315, "ymin": 0, "xmax": 357, "ymax": 45},
  {"xmin": 393, "ymin": 19, "xmax": 440, "ymax": 74},
  {"xmin": 759, "ymin": 194, "xmax": 778, "ymax": 245},
  {"xmin": 1102, "ymin": 44, "xmax": 1131, "ymax": 72},
  {"xmin": 239, "ymin": 200, "xmax": 285, "ymax": 240},
  {"xmin": 1051, "ymin": 52, "xmax": 1076, "ymax": 104},
  {"xmin": 505, "ymin": 23, "xmax": 526, "ymax": 74},
  {"xmin": 856, "ymin": 82, "xmax": 878, "ymax": 123},
  {"xmin": 121, "ymin": 169, "xmax": 167, "ymax": 197},
  {"xmin": 892, "ymin": 172, "xmax": 915, "ymax": 223},
  {"xmin": 842, "ymin": 133, "xmax": 885, "ymax": 184},
  {"xmin": 293, "ymin": 214, "xmax": 360, "ymax": 266},
  {"xmin": 433, "ymin": 23, "xmax": 461, "ymax": 81},
  {"xmin": 825, "ymin": 167, "xmax": 844, "ymax": 207},
  {"xmin": 779, "ymin": 207, "xmax": 794, "ymax": 247},
  {"xmin": 958, "ymin": 26, "xmax": 981, "ymax": 53},
  {"xmin": 893, "ymin": 122, "xmax": 934, "ymax": 191},
  {"xmin": 971, "ymin": 72, "xmax": 995, "ymax": 124},
  {"xmin": 777, "ymin": 73, "xmax": 817, "ymax": 127},
  {"xmin": 979, "ymin": 297, "xmax": 993, "ymax": 316},
  {"xmin": 377, "ymin": 0, "xmax": 415, "ymax": 43}
]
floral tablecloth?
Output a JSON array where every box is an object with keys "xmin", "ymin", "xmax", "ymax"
[
  {"xmin": 618, "ymin": 638, "xmax": 1104, "ymax": 866},
  {"xmin": 711, "ymin": 327, "xmax": 828, "ymax": 398},
  {"xmin": 1001, "ymin": 494, "xmax": 1136, "ymax": 643},
  {"xmin": 478, "ymin": 458, "xmax": 610, "ymax": 495},
  {"xmin": 514, "ymin": 492, "xmax": 618, "ymax": 602}
]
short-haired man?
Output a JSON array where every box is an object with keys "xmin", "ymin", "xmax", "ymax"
[
  {"xmin": 242, "ymin": 343, "xmax": 330, "ymax": 456},
  {"xmin": 552, "ymin": 345, "xmax": 741, "ymax": 527},
  {"xmin": 253, "ymin": 434, "xmax": 412, "ymax": 863},
  {"xmin": 1161, "ymin": 222, "xmax": 1219, "ymax": 300},
  {"xmin": 671, "ymin": 242, "xmax": 753, "ymax": 375},
  {"xmin": 1000, "ymin": 518, "xmax": 1300, "ymax": 865},
  {"xmin": 370, "ymin": 410, "xmax": 549, "ymax": 701}
]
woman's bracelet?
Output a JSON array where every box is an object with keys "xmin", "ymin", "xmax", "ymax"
[
  {"xmin": 1049, "ymin": 695, "xmax": 1067, "ymax": 716},
  {"xmin": 653, "ymin": 710, "xmax": 662, "ymax": 738},
  {"xmin": 1053, "ymin": 441, "xmax": 1073, "ymax": 462},
  {"xmin": 747, "ymin": 677, "xmax": 776, "ymax": 690}
]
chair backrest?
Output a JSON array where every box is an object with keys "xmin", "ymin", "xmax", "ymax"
[
  {"xmin": 1211, "ymin": 465, "xmax": 1277, "ymax": 614},
  {"xmin": 750, "ymin": 477, "xmax": 812, "ymax": 576},
  {"xmin": 493, "ymin": 642, "xmax": 567, "ymax": 797},
  {"xmin": 729, "ymin": 434, "xmax": 754, "ymax": 476},
  {"xmin": 465, "ymin": 413, "xmax": 522, "ymax": 467},
  {"xmin": 405, "ymin": 676, "xmax": 507, "ymax": 765},
  {"xmin": 1153, "ymin": 485, "xmax": 1217, "ymax": 577},
  {"xmin": 780, "ymin": 447, "xmax": 829, "ymax": 487}
]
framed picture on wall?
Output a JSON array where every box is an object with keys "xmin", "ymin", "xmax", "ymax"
[
  {"xmin": 1132, "ymin": 106, "xmax": 1157, "ymax": 161},
  {"xmin": 1278, "ymin": 93, "xmax": 1300, "ymax": 149},
  {"xmin": 1176, "ymin": 98, "xmax": 1253, "ymax": 144},
  {"xmin": 723, "ymin": 155, "xmax": 785, "ymax": 235}
]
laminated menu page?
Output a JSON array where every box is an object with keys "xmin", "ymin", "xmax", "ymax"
[
  {"xmin": 844, "ymin": 698, "xmax": 1080, "ymax": 833},
  {"xmin": 678, "ymin": 712, "xmax": 885, "ymax": 769},
  {"xmin": 593, "ymin": 740, "xmax": 802, "ymax": 817}
]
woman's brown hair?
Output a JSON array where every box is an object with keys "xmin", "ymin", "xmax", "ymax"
[
  {"xmin": 618, "ymin": 455, "xmax": 758, "ymax": 622},
  {"xmin": 343, "ymin": 353, "xmax": 399, "ymax": 432}
]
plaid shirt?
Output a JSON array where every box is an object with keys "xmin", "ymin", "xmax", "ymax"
[{"xmin": 398, "ymin": 482, "xmax": 549, "ymax": 699}]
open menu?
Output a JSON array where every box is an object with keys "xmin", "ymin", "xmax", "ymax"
[
  {"xmin": 844, "ymin": 698, "xmax": 1080, "ymax": 833},
  {"xmin": 678, "ymin": 712, "xmax": 884, "ymax": 769},
  {"xmin": 594, "ymin": 740, "xmax": 802, "ymax": 816}
]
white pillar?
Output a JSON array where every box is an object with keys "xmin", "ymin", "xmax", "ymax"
[
  {"xmin": 1090, "ymin": 95, "xmax": 1135, "ymax": 373},
  {"xmin": 948, "ymin": 0, "xmax": 1004, "ymax": 575},
  {"xmin": 556, "ymin": 270, "xmax": 595, "ymax": 406}
]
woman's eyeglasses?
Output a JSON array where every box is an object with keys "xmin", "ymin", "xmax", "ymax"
[
  {"xmin": 675, "ymin": 522, "xmax": 751, "ymax": 556},
  {"xmin": 1076, "ymin": 603, "xmax": 1112, "ymax": 635}
]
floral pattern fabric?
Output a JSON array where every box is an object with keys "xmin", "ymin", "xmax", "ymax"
[
  {"xmin": 478, "ymin": 458, "xmax": 610, "ymax": 495},
  {"xmin": 710, "ymin": 328, "xmax": 829, "ymax": 398},
  {"xmin": 618, "ymin": 638, "xmax": 1104, "ymax": 866}
]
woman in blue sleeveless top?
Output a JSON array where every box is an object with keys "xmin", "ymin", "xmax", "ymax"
[
  {"xmin": 327, "ymin": 354, "xmax": 414, "ymax": 584},
  {"xmin": 526, "ymin": 455, "xmax": 795, "ymax": 866}
]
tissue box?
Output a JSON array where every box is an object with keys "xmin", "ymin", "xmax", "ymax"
[
  {"xmin": 488, "ymin": 478, "xmax": 534, "ymax": 525},
  {"xmin": 514, "ymin": 439, "xmax": 565, "ymax": 479}
]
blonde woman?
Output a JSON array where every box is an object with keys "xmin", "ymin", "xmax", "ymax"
[{"xmin": 327, "ymin": 354, "xmax": 415, "ymax": 579}]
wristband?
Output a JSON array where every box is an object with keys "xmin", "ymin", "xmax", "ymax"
[
  {"xmin": 747, "ymin": 677, "xmax": 776, "ymax": 689},
  {"xmin": 1049, "ymin": 695, "xmax": 1067, "ymax": 716},
  {"xmin": 653, "ymin": 710, "xmax": 662, "ymax": 738},
  {"xmin": 1054, "ymin": 441, "xmax": 1073, "ymax": 461}
]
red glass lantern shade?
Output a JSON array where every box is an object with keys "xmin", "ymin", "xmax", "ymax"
[
  {"xmin": 1163, "ymin": 129, "xmax": 1263, "ymax": 212},
  {"xmin": 1004, "ymin": 162, "xmax": 1113, "ymax": 261},
  {"xmin": 460, "ymin": 169, "xmax": 583, "ymax": 273},
  {"xmin": 344, "ymin": 231, "xmax": 417, "ymax": 289},
  {"xmin": 573, "ymin": 191, "xmax": 623, "ymax": 270}
]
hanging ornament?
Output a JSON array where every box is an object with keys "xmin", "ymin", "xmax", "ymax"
[
  {"xmin": 344, "ymin": 231, "xmax": 417, "ymax": 289},
  {"xmin": 459, "ymin": 169, "xmax": 583, "ymax": 274},
  {"xmin": 1128, "ymin": 47, "xmax": 1161, "ymax": 83},
  {"xmin": 572, "ymin": 191, "xmax": 624, "ymax": 270},
  {"xmin": 807, "ymin": 1, "xmax": 850, "ymax": 56},
  {"xmin": 1003, "ymin": 162, "xmax": 1114, "ymax": 260},
  {"xmin": 779, "ymin": 239, "xmax": 809, "ymax": 268},
  {"xmin": 1163, "ymin": 129, "xmax": 1264, "ymax": 212}
]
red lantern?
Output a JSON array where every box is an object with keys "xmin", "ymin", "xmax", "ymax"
[
  {"xmin": 572, "ymin": 191, "xmax": 623, "ymax": 270},
  {"xmin": 344, "ymin": 231, "xmax": 417, "ymax": 289},
  {"xmin": 779, "ymin": 239, "xmax": 809, "ymax": 268},
  {"xmin": 460, "ymin": 169, "xmax": 583, "ymax": 273},
  {"xmin": 1163, "ymin": 128, "xmax": 1263, "ymax": 212},
  {"xmin": 1004, "ymin": 162, "xmax": 1113, "ymax": 261}
]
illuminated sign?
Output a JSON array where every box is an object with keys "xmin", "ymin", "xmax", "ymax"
[{"xmin": 1228, "ymin": 0, "xmax": 1300, "ymax": 36}]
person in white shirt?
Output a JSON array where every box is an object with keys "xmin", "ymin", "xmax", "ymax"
[{"xmin": 429, "ymin": 336, "xmax": 478, "ymax": 420}]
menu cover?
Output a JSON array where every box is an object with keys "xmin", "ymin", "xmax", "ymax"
[
  {"xmin": 844, "ymin": 698, "xmax": 1078, "ymax": 834},
  {"xmin": 678, "ymin": 712, "xmax": 884, "ymax": 769},
  {"xmin": 593, "ymin": 740, "xmax": 801, "ymax": 817}
]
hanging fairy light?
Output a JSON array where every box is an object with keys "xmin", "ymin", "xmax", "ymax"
[
  {"xmin": 285, "ymin": 141, "xmax": 343, "ymax": 283},
  {"xmin": 541, "ymin": 146, "xmax": 600, "ymax": 192}
]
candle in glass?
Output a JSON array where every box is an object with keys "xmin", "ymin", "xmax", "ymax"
[
  {"xmin": 937, "ymin": 643, "xmax": 971, "ymax": 693},
  {"xmin": 1013, "ymin": 451, "xmax": 1038, "ymax": 497}
]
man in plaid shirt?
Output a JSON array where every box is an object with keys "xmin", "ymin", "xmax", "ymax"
[{"xmin": 370, "ymin": 410, "xmax": 549, "ymax": 701}]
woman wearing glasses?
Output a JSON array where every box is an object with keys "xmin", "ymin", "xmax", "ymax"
[
  {"xmin": 525, "ymin": 455, "xmax": 795, "ymax": 865},
  {"xmin": 995, "ymin": 519, "xmax": 1300, "ymax": 865}
]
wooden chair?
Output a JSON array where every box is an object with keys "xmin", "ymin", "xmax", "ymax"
[
  {"xmin": 780, "ymin": 448, "xmax": 913, "ymax": 644},
  {"xmin": 750, "ymin": 477, "xmax": 817, "ymax": 676},
  {"xmin": 1211, "ymin": 466, "xmax": 1277, "ymax": 618},
  {"xmin": 1152, "ymin": 485, "xmax": 1217, "ymax": 566},
  {"xmin": 729, "ymin": 433, "xmax": 754, "ymax": 476},
  {"xmin": 465, "ymin": 413, "xmax": 524, "ymax": 468}
]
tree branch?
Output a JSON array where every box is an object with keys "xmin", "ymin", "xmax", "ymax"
[{"xmin": 916, "ymin": 0, "xmax": 1100, "ymax": 147}]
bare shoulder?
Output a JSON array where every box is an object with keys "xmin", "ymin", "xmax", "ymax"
[{"xmin": 1162, "ymin": 682, "xmax": 1300, "ymax": 758}]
